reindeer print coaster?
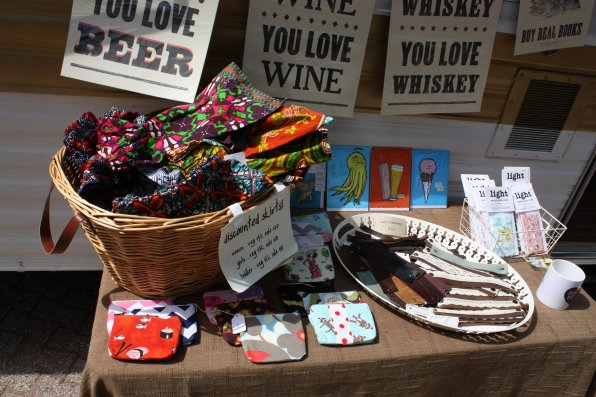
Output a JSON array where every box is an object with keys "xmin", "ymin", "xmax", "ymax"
[{"xmin": 308, "ymin": 303, "xmax": 376, "ymax": 345}]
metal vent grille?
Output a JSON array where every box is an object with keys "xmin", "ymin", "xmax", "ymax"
[
  {"xmin": 487, "ymin": 70, "xmax": 591, "ymax": 161},
  {"xmin": 505, "ymin": 80, "xmax": 580, "ymax": 152}
]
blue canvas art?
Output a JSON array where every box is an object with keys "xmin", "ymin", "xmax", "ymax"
[
  {"xmin": 290, "ymin": 163, "xmax": 326, "ymax": 209},
  {"xmin": 326, "ymin": 145, "xmax": 371, "ymax": 211},
  {"xmin": 411, "ymin": 149, "xmax": 449, "ymax": 208}
]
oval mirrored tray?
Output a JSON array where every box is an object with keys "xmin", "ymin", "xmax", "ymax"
[{"xmin": 332, "ymin": 213, "xmax": 535, "ymax": 334}]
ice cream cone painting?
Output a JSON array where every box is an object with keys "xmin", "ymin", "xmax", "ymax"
[
  {"xmin": 327, "ymin": 145, "xmax": 371, "ymax": 211},
  {"xmin": 411, "ymin": 149, "xmax": 449, "ymax": 208},
  {"xmin": 370, "ymin": 147, "xmax": 412, "ymax": 211}
]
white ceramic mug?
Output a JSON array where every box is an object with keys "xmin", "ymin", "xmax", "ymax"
[{"xmin": 536, "ymin": 259, "xmax": 586, "ymax": 310}]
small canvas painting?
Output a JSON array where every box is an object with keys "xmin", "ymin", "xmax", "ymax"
[
  {"xmin": 411, "ymin": 149, "xmax": 449, "ymax": 208},
  {"xmin": 369, "ymin": 147, "xmax": 412, "ymax": 211},
  {"xmin": 326, "ymin": 145, "xmax": 371, "ymax": 211},
  {"xmin": 290, "ymin": 163, "xmax": 326, "ymax": 209}
]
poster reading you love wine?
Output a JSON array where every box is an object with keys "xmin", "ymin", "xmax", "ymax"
[
  {"xmin": 382, "ymin": 0, "xmax": 503, "ymax": 115},
  {"xmin": 243, "ymin": 0, "xmax": 376, "ymax": 117}
]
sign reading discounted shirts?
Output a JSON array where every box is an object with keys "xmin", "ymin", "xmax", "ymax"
[
  {"xmin": 61, "ymin": 0, "xmax": 220, "ymax": 103},
  {"xmin": 219, "ymin": 185, "xmax": 298, "ymax": 293},
  {"xmin": 381, "ymin": 0, "xmax": 502, "ymax": 115},
  {"xmin": 242, "ymin": 0, "xmax": 376, "ymax": 117}
]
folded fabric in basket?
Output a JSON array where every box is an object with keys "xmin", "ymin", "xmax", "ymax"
[
  {"xmin": 516, "ymin": 210, "xmax": 548, "ymax": 255},
  {"xmin": 111, "ymin": 156, "xmax": 272, "ymax": 217},
  {"xmin": 109, "ymin": 315, "xmax": 181, "ymax": 361},
  {"xmin": 107, "ymin": 300, "xmax": 198, "ymax": 345},
  {"xmin": 239, "ymin": 313, "xmax": 306, "ymax": 363},
  {"xmin": 308, "ymin": 303, "xmax": 376, "ymax": 345}
]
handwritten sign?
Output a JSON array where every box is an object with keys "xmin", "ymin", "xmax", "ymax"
[
  {"xmin": 515, "ymin": 0, "xmax": 595, "ymax": 55},
  {"xmin": 242, "ymin": 0, "xmax": 375, "ymax": 117},
  {"xmin": 219, "ymin": 186, "xmax": 298, "ymax": 292},
  {"xmin": 381, "ymin": 0, "xmax": 503, "ymax": 115},
  {"xmin": 61, "ymin": 0, "xmax": 220, "ymax": 102}
]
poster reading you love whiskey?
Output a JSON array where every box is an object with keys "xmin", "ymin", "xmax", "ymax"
[
  {"xmin": 243, "ymin": 0, "xmax": 376, "ymax": 117},
  {"xmin": 382, "ymin": 0, "xmax": 503, "ymax": 115}
]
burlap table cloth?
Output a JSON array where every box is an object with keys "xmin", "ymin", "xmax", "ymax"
[{"xmin": 80, "ymin": 206, "xmax": 596, "ymax": 397}]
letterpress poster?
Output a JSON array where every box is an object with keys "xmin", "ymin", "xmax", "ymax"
[
  {"xmin": 381, "ymin": 0, "xmax": 503, "ymax": 115},
  {"xmin": 242, "ymin": 0, "xmax": 376, "ymax": 117},
  {"xmin": 515, "ymin": 0, "xmax": 595, "ymax": 55},
  {"xmin": 61, "ymin": 0, "xmax": 220, "ymax": 102}
]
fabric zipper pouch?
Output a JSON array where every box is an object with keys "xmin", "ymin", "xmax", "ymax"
[
  {"xmin": 213, "ymin": 298, "xmax": 276, "ymax": 346},
  {"xmin": 307, "ymin": 303, "xmax": 376, "ymax": 346},
  {"xmin": 203, "ymin": 285, "xmax": 264, "ymax": 325},
  {"xmin": 109, "ymin": 315, "xmax": 181, "ymax": 361},
  {"xmin": 282, "ymin": 245, "xmax": 335, "ymax": 283},
  {"xmin": 107, "ymin": 299, "xmax": 173, "ymax": 334},
  {"xmin": 302, "ymin": 291, "xmax": 363, "ymax": 314},
  {"xmin": 278, "ymin": 282, "xmax": 335, "ymax": 316},
  {"xmin": 108, "ymin": 301, "xmax": 198, "ymax": 345},
  {"xmin": 239, "ymin": 313, "xmax": 306, "ymax": 363}
]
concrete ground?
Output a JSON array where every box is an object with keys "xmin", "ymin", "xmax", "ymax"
[{"xmin": 0, "ymin": 271, "xmax": 101, "ymax": 397}]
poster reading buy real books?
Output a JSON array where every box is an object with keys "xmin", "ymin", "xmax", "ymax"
[
  {"xmin": 61, "ymin": 0, "xmax": 219, "ymax": 103},
  {"xmin": 381, "ymin": 0, "xmax": 503, "ymax": 115},
  {"xmin": 515, "ymin": 0, "xmax": 595, "ymax": 55},
  {"xmin": 369, "ymin": 147, "xmax": 412, "ymax": 211}
]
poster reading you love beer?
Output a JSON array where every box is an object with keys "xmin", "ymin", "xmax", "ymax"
[
  {"xmin": 61, "ymin": 0, "xmax": 220, "ymax": 102},
  {"xmin": 381, "ymin": 0, "xmax": 503, "ymax": 115}
]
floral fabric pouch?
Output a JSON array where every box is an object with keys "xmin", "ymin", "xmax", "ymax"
[
  {"xmin": 239, "ymin": 313, "xmax": 306, "ymax": 363},
  {"xmin": 109, "ymin": 315, "xmax": 181, "ymax": 361},
  {"xmin": 203, "ymin": 285, "xmax": 264, "ymax": 325},
  {"xmin": 307, "ymin": 303, "xmax": 376, "ymax": 346},
  {"xmin": 213, "ymin": 298, "xmax": 276, "ymax": 346},
  {"xmin": 282, "ymin": 245, "xmax": 335, "ymax": 283}
]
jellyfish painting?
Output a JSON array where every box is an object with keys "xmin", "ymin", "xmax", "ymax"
[{"xmin": 330, "ymin": 150, "xmax": 367, "ymax": 205}]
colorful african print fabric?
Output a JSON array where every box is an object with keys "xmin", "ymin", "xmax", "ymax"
[
  {"xmin": 247, "ymin": 129, "xmax": 332, "ymax": 177},
  {"xmin": 97, "ymin": 63, "xmax": 283, "ymax": 170},
  {"xmin": 112, "ymin": 156, "xmax": 272, "ymax": 217}
]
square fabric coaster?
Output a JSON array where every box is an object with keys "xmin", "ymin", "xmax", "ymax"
[
  {"xmin": 214, "ymin": 298, "xmax": 276, "ymax": 346},
  {"xmin": 308, "ymin": 303, "xmax": 376, "ymax": 345},
  {"xmin": 282, "ymin": 245, "xmax": 335, "ymax": 283},
  {"xmin": 108, "ymin": 301, "xmax": 199, "ymax": 345},
  {"xmin": 203, "ymin": 285, "xmax": 264, "ymax": 325},
  {"xmin": 109, "ymin": 315, "xmax": 181, "ymax": 361},
  {"xmin": 240, "ymin": 313, "xmax": 306, "ymax": 363},
  {"xmin": 278, "ymin": 282, "xmax": 335, "ymax": 316},
  {"xmin": 302, "ymin": 291, "xmax": 363, "ymax": 314}
]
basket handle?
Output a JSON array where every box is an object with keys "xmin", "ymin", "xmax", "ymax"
[{"xmin": 40, "ymin": 181, "xmax": 86, "ymax": 254}]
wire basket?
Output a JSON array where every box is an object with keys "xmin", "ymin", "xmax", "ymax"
[{"xmin": 459, "ymin": 198, "xmax": 567, "ymax": 258}]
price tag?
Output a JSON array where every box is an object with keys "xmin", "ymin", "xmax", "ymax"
[{"xmin": 231, "ymin": 313, "xmax": 246, "ymax": 334}]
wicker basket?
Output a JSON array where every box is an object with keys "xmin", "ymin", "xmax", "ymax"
[{"xmin": 46, "ymin": 147, "xmax": 276, "ymax": 298}]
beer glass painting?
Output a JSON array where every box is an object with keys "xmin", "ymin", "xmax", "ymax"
[{"xmin": 370, "ymin": 147, "xmax": 412, "ymax": 211}]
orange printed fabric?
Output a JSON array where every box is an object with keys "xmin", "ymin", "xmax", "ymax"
[
  {"xmin": 244, "ymin": 105, "xmax": 326, "ymax": 158},
  {"xmin": 109, "ymin": 315, "xmax": 181, "ymax": 361}
]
